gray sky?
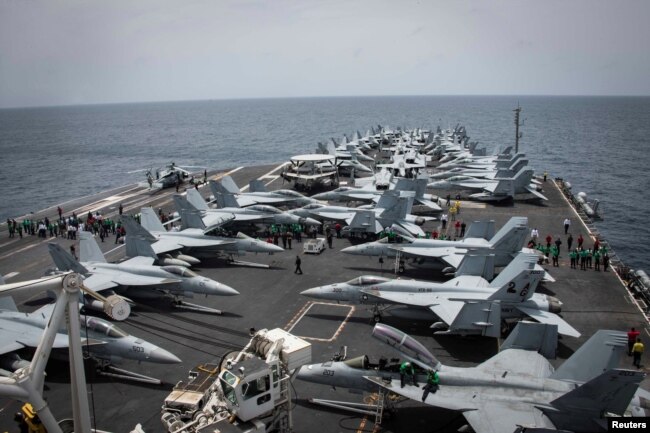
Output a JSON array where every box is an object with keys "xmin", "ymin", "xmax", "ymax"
[{"xmin": 1, "ymin": 0, "xmax": 649, "ymax": 108}]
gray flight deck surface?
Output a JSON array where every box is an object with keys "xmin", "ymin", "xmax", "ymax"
[{"xmin": 0, "ymin": 163, "xmax": 648, "ymax": 432}]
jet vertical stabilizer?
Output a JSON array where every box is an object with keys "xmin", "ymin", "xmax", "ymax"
[
  {"xmin": 549, "ymin": 330, "xmax": 628, "ymax": 383},
  {"xmin": 463, "ymin": 220, "xmax": 496, "ymax": 241},
  {"xmin": 185, "ymin": 189, "xmax": 210, "ymax": 211},
  {"xmin": 219, "ymin": 176, "xmax": 241, "ymax": 194},
  {"xmin": 487, "ymin": 255, "xmax": 542, "ymax": 302},
  {"xmin": 455, "ymin": 253, "xmax": 495, "ymax": 280},
  {"xmin": 548, "ymin": 370, "xmax": 645, "ymax": 422},
  {"xmin": 487, "ymin": 216, "xmax": 528, "ymax": 254},
  {"xmin": 139, "ymin": 208, "xmax": 168, "ymax": 233},
  {"xmin": 47, "ymin": 243, "xmax": 90, "ymax": 275},
  {"xmin": 79, "ymin": 232, "xmax": 108, "ymax": 263},
  {"xmin": 249, "ymin": 179, "xmax": 267, "ymax": 193}
]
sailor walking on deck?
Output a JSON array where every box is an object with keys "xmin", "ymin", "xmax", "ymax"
[{"xmin": 294, "ymin": 255, "xmax": 303, "ymax": 274}]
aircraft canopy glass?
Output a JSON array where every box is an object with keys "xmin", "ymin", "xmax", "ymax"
[
  {"xmin": 84, "ymin": 316, "xmax": 128, "ymax": 338},
  {"xmin": 346, "ymin": 276, "xmax": 390, "ymax": 286},
  {"xmin": 248, "ymin": 205, "xmax": 281, "ymax": 214},
  {"xmin": 162, "ymin": 266, "xmax": 198, "ymax": 278}
]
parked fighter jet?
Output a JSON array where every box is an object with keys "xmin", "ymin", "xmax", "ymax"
[
  {"xmin": 428, "ymin": 168, "xmax": 547, "ymax": 201},
  {"xmin": 302, "ymin": 252, "xmax": 576, "ymax": 337},
  {"xmin": 298, "ymin": 323, "xmax": 647, "ymax": 432},
  {"xmin": 182, "ymin": 189, "xmax": 320, "ymax": 227},
  {"xmin": 313, "ymin": 175, "xmax": 441, "ymax": 212},
  {"xmin": 48, "ymin": 233, "xmax": 239, "ymax": 319},
  {"xmin": 342, "ymin": 216, "xmax": 528, "ymax": 269},
  {"xmin": 211, "ymin": 176, "xmax": 319, "ymax": 208},
  {"xmin": 430, "ymin": 158, "xmax": 529, "ymax": 180},
  {"xmin": 126, "ymin": 210, "xmax": 283, "ymax": 270},
  {"xmin": 290, "ymin": 190, "xmax": 434, "ymax": 237},
  {"xmin": 0, "ymin": 296, "xmax": 180, "ymax": 379}
]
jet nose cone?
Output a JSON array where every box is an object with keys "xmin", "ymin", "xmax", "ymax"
[
  {"xmin": 304, "ymin": 217, "xmax": 322, "ymax": 226},
  {"xmin": 215, "ymin": 282, "xmax": 240, "ymax": 296},
  {"xmin": 295, "ymin": 364, "xmax": 315, "ymax": 381},
  {"xmin": 341, "ymin": 244, "xmax": 363, "ymax": 255},
  {"xmin": 300, "ymin": 286, "xmax": 325, "ymax": 299},
  {"xmin": 149, "ymin": 347, "xmax": 182, "ymax": 364},
  {"xmin": 265, "ymin": 243, "xmax": 285, "ymax": 253}
]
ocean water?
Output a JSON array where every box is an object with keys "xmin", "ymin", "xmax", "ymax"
[{"xmin": 0, "ymin": 96, "xmax": 648, "ymax": 270}]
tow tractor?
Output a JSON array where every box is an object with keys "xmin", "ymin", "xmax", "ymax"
[{"xmin": 161, "ymin": 328, "xmax": 311, "ymax": 433}]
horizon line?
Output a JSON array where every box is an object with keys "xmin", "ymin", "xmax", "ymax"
[{"xmin": 2, "ymin": 93, "xmax": 649, "ymax": 110}]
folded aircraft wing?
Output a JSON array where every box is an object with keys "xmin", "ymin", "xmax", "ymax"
[
  {"xmin": 462, "ymin": 401, "xmax": 543, "ymax": 433},
  {"xmin": 524, "ymin": 186, "xmax": 548, "ymax": 201},
  {"xmin": 0, "ymin": 318, "xmax": 69, "ymax": 353},
  {"xmin": 81, "ymin": 274, "xmax": 119, "ymax": 292},
  {"xmin": 476, "ymin": 349, "xmax": 554, "ymax": 378},
  {"xmin": 120, "ymin": 256, "xmax": 156, "ymax": 267},
  {"xmin": 151, "ymin": 239, "xmax": 184, "ymax": 255},
  {"xmin": 516, "ymin": 306, "xmax": 581, "ymax": 338},
  {"xmin": 87, "ymin": 270, "xmax": 181, "ymax": 290}
]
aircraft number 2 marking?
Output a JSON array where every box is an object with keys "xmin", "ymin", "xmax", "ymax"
[
  {"xmin": 506, "ymin": 282, "xmax": 530, "ymax": 297},
  {"xmin": 322, "ymin": 370, "xmax": 335, "ymax": 376}
]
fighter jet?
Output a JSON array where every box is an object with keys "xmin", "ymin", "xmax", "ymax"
[
  {"xmin": 182, "ymin": 189, "xmax": 320, "ymax": 228},
  {"xmin": 123, "ymin": 210, "xmax": 283, "ymax": 266},
  {"xmin": 428, "ymin": 168, "xmax": 547, "ymax": 201},
  {"xmin": 301, "ymin": 252, "xmax": 575, "ymax": 337},
  {"xmin": 298, "ymin": 323, "xmax": 648, "ymax": 433},
  {"xmin": 48, "ymin": 232, "xmax": 239, "ymax": 319},
  {"xmin": 0, "ymin": 296, "xmax": 180, "ymax": 378},
  {"xmin": 313, "ymin": 175, "xmax": 441, "ymax": 212},
  {"xmin": 211, "ymin": 176, "xmax": 319, "ymax": 208},
  {"xmin": 289, "ymin": 190, "xmax": 434, "ymax": 237},
  {"xmin": 429, "ymin": 157, "xmax": 529, "ymax": 180},
  {"xmin": 342, "ymin": 216, "xmax": 528, "ymax": 270}
]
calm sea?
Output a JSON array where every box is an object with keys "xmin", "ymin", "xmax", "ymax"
[{"xmin": 0, "ymin": 96, "xmax": 648, "ymax": 270}]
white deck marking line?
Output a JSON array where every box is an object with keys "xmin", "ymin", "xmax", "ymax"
[
  {"xmin": 286, "ymin": 301, "xmax": 354, "ymax": 342},
  {"xmin": 3, "ymin": 272, "xmax": 19, "ymax": 279},
  {"xmin": 264, "ymin": 176, "xmax": 280, "ymax": 187},
  {"xmin": 240, "ymin": 162, "xmax": 289, "ymax": 192}
]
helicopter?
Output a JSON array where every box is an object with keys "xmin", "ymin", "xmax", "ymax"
[{"xmin": 143, "ymin": 162, "xmax": 202, "ymax": 189}]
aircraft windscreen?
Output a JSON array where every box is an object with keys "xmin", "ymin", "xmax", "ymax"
[
  {"xmin": 278, "ymin": 190, "xmax": 301, "ymax": 197},
  {"xmin": 84, "ymin": 316, "xmax": 128, "ymax": 338},
  {"xmin": 162, "ymin": 266, "xmax": 198, "ymax": 278},
  {"xmin": 346, "ymin": 276, "xmax": 390, "ymax": 286},
  {"xmin": 249, "ymin": 205, "xmax": 280, "ymax": 214}
]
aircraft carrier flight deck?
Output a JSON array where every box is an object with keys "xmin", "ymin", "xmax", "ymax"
[{"xmin": 0, "ymin": 161, "xmax": 648, "ymax": 433}]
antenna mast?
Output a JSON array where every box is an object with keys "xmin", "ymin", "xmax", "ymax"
[{"xmin": 513, "ymin": 105, "xmax": 523, "ymax": 153}]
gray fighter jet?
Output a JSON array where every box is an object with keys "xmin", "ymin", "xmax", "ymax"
[
  {"xmin": 342, "ymin": 216, "xmax": 529, "ymax": 270},
  {"xmin": 48, "ymin": 232, "xmax": 239, "ymax": 319},
  {"xmin": 0, "ymin": 296, "xmax": 180, "ymax": 378},
  {"xmin": 301, "ymin": 252, "xmax": 577, "ymax": 337},
  {"xmin": 182, "ymin": 189, "xmax": 320, "ymax": 228},
  {"xmin": 313, "ymin": 175, "xmax": 441, "ymax": 212},
  {"xmin": 128, "ymin": 207, "xmax": 284, "ymax": 260},
  {"xmin": 211, "ymin": 176, "xmax": 319, "ymax": 208},
  {"xmin": 288, "ymin": 190, "xmax": 434, "ymax": 237},
  {"xmin": 297, "ymin": 323, "xmax": 648, "ymax": 433},
  {"xmin": 428, "ymin": 168, "xmax": 547, "ymax": 202}
]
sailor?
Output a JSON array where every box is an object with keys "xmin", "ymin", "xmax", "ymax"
[
  {"xmin": 543, "ymin": 171, "xmax": 548, "ymax": 181},
  {"xmin": 294, "ymin": 255, "xmax": 303, "ymax": 275},
  {"xmin": 421, "ymin": 369, "xmax": 439, "ymax": 401},
  {"xmin": 399, "ymin": 361, "xmax": 417, "ymax": 388},
  {"xmin": 569, "ymin": 249, "xmax": 577, "ymax": 269},
  {"xmin": 632, "ymin": 338, "xmax": 644, "ymax": 368},
  {"xmin": 627, "ymin": 328, "xmax": 641, "ymax": 356},
  {"xmin": 563, "ymin": 218, "xmax": 571, "ymax": 234}
]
